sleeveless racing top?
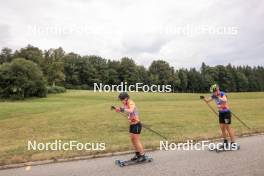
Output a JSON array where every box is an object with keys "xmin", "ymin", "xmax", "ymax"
[
  {"xmin": 124, "ymin": 99, "xmax": 140, "ymax": 124},
  {"xmin": 211, "ymin": 91, "xmax": 230, "ymax": 112}
]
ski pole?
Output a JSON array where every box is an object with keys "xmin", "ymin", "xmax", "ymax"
[
  {"xmin": 111, "ymin": 106, "xmax": 168, "ymax": 140},
  {"xmin": 200, "ymin": 96, "xmax": 219, "ymax": 117},
  {"xmin": 140, "ymin": 123, "xmax": 168, "ymax": 140},
  {"xmin": 231, "ymin": 112, "xmax": 251, "ymax": 130},
  {"xmin": 199, "ymin": 96, "xmax": 250, "ymax": 130}
]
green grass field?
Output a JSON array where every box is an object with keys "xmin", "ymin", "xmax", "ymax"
[{"xmin": 0, "ymin": 91, "xmax": 264, "ymax": 165}]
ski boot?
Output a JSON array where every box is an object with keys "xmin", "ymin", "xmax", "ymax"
[
  {"xmin": 131, "ymin": 152, "xmax": 140, "ymax": 161},
  {"xmin": 136, "ymin": 154, "xmax": 147, "ymax": 162},
  {"xmin": 230, "ymin": 142, "xmax": 240, "ymax": 150},
  {"xmin": 218, "ymin": 139, "xmax": 229, "ymax": 150}
]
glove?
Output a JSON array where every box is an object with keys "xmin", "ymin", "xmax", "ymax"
[
  {"xmin": 200, "ymin": 95, "xmax": 205, "ymax": 99},
  {"xmin": 115, "ymin": 107, "xmax": 121, "ymax": 112},
  {"xmin": 111, "ymin": 105, "xmax": 125, "ymax": 113},
  {"xmin": 115, "ymin": 107, "xmax": 125, "ymax": 113},
  {"xmin": 120, "ymin": 107, "xmax": 125, "ymax": 112}
]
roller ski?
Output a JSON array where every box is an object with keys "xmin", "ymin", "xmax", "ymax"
[{"xmin": 115, "ymin": 155, "xmax": 153, "ymax": 167}]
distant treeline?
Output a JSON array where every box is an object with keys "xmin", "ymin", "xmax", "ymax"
[{"xmin": 0, "ymin": 45, "xmax": 264, "ymax": 98}]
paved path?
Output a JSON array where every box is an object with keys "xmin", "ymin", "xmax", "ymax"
[{"xmin": 1, "ymin": 135, "xmax": 264, "ymax": 176}]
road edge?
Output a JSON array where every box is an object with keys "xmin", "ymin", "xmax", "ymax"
[{"xmin": 1, "ymin": 132, "xmax": 264, "ymax": 170}]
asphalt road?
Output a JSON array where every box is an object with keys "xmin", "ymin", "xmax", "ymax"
[{"xmin": 1, "ymin": 135, "xmax": 263, "ymax": 176}]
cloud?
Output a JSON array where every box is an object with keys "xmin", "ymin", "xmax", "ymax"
[
  {"xmin": 0, "ymin": 0, "xmax": 263, "ymax": 68},
  {"xmin": 0, "ymin": 24, "xmax": 11, "ymax": 46}
]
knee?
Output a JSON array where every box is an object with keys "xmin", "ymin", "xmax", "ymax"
[
  {"xmin": 226, "ymin": 125, "xmax": 232, "ymax": 130},
  {"xmin": 131, "ymin": 134, "xmax": 138, "ymax": 141},
  {"xmin": 220, "ymin": 125, "xmax": 225, "ymax": 131}
]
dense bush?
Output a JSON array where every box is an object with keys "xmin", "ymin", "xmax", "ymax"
[
  {"xmin": 64, "ymin": 84, "xmax": 91, "ymax": 90},
  {"xmin": 0, "ymin": 58, "xmax": 47, "ymax": 100},
  {"xmin": 47, "ymin": 86, "xmax": 66, "ymax": 94}
]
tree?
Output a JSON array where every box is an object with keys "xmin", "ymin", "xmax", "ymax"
[
  {"xmin": 235, "ymin": 71, "xmax": 249, "ymax": 92},
  {"xmin": 201, "ymin": 65, "xmax": 218, "ymax": 86},
  {"xmin": 170, "ymin": 71, "xmax": 180, "ymax": 92},
  {"xmin": 78, "ymin": 58, "xmax": 97, "ymax": 87},
  {"xmin": 63, "ymin": 52, "xmax": 82, "ymax": 87},
  {"xmin": 14, "ymin": 45, "xmax": 43, "ymax": 64},
  {"xmin": 0, "ymin": 48, "xmax": 13, "ymax": 64},
  {"xmin": 187, "ymin": 68, "xmax": 202, "ymax": 93},
  {"xmin": 255, "ymin": 66, "xmax": 264, "ymax": 91},
  {"xmin": 46, "ymin": 61, "xmax": 65, "ymax": 87},
  {"xmin": 177, "ymin": 69, "xmax": 188, "ymax": 92},
  {"xmin": 85, "ymin": 55, "xmax": 108, "ymax": 84},
  {"xmin": 0, "ymin": 58, "xmax": 46, "ymax": 99},
  {"xmin": 107, "ymin": 60, "xmax": 121, "ymax": 85},
  {"xmin": 148, "ymin": 60, "xmax": 173, "ymax": 85},
  {"xmin": 137, "ymin": 65, "xmax": 150, "ymax": 84},
  {"xmin": 118, "ymin": 57, "xmax": 139, "ymax": 84},
  {"xmin": 215, "ymin": 65, "xmax": 233, "ymax": 92},
  {"xmin": 43, "ymin": 48, "xmax": 66, "ymax": 86},
  {"xmin": 225, "ymin": 64, "xmax": 237, "ymax": 92}
]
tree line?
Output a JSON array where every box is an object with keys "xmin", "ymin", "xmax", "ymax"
[{"xmin": 0, "ymin": 45, "xmax": 263, "ymax": 99}]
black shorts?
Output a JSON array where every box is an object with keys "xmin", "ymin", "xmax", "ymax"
[
  {"xmin": 129, "ymin": 122, "xmax": 142, "ymax": 134},
  {"xmin": 219, "ymin": 111, "xmax": 231, "ymax": 124}
]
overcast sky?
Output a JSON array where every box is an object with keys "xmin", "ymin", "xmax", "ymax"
[{"xmin": 0, "ymin": 0, "xmax": 263, "ymax": 68}]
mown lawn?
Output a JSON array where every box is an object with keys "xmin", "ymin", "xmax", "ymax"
[{"xmin": 0, "ymin": 90, "xmax": 264, "ymax": 165}]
